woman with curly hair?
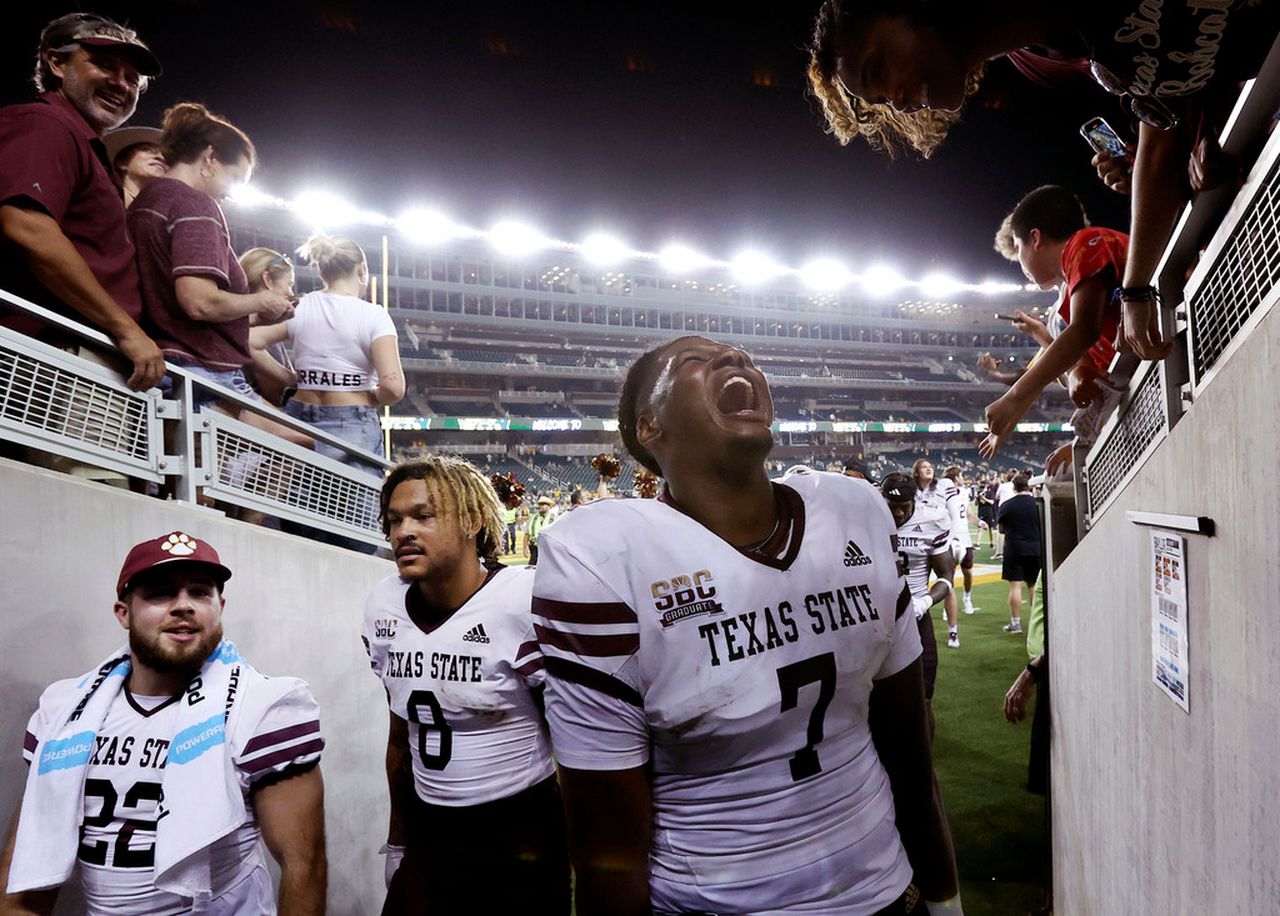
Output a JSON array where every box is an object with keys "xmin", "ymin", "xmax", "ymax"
[{"xmin": 807, "ymin": 0, "xmax": 1279, "ymax": 361}]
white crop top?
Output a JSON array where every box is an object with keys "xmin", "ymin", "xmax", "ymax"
[{"xmin": 287, "ymin": 291, "xmax": 397, "ymax": 391}]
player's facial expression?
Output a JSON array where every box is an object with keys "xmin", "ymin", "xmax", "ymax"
[
  {"xmin": 644, "ymin": 337, "xmax": 774, "ymax": 460},
  {"xmin": 115, "ymin": 570, "xmax": 225, "ymax": 675},
  {"xmin": 833, "ymin": 14, "xmax": 967, "ymax": 113},
  {"xmin": 887, "ymin": 498, "xmax": 914, "ymax": 527},
  {"xmin": 51, "ymin": 46, "xmax": 143, "ymax": 133},
  {"xmin": 915, "ymin": 461, "xmax": 934, "ymax": 485},
  {"xmin": 385, "ymin": 479, "xmax": 472, "ymax": 581}
]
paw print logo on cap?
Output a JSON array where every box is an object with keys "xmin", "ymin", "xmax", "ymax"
[{"xmin": 161, "ymin": 532, "xmax": 198, "ymax": 556}]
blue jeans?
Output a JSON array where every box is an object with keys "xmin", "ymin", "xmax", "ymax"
[
  {"xmin": 284, "ymin": 402, "xmax": 384, "ymax": 474},
  {"xmin": 164, "ymin": 359, "xmax": 261, "ymax": 411}
]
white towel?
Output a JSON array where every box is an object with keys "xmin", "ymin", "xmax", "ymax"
[{"xmin": 9, "ymin": 640, "xmax": 282, "ymax": 910}]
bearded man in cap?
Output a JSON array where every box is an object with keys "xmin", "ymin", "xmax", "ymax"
[
  {"xmin": 0, "ymin": 12, "xmax": 165, "ymax": 390},
  {"xmin": 0, "ymin": 531, "xmax": 327, "ymax": 915}
]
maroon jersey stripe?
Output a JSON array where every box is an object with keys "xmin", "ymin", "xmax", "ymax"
[
  {"xmin": 514, "ymin": 639, "xmax": 540, "ymax": 663},
  {"xmin": 242, "ymin": 719, "xmax": 321, "ymax": 756},
  {"xmin": 545, "ymin": 658, "xmax": 643, "ymax": 707},
  {"xmin": 535, "ymin": 624, "xmax": 638, "ymax": 658},
  {"xmin": 514, "ymin": 657, "xmax": 546, "ymax": 677},
  {"xmin": 244, "ymin": 737, "xmax": 325, "ymax": 775},
  {"xmin": 23, "ymin": 731, "xmax": 37, "ymax": 754},
  {"xmin": 532, "ymin": 596, "xmax": 636, "ymax": 625}
]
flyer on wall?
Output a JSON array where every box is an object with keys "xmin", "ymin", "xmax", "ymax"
[{"xmin": 1150, "ymin": 529, "xmax": 1189, "ymax": 713}]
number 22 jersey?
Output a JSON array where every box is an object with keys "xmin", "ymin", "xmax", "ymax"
[
  {"xmin": 532, "ymin": 470, "xmax": 922, "ymax": 914},
  {"xmin": 361, "ymin": 565, "xmax": 555, "ymax": 806}
]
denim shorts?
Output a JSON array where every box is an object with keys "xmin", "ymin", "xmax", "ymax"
[
  {"xmin": 284, "ymin": 401, "xmax": 384, "ymax": 471},
  {"xmin": 165, "ymin": 359, "xmax": 261, "ymax": 412}
]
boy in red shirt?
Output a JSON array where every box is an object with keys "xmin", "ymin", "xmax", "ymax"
[{"xmin": 981, "ymin": 185, "xmax": 1128, "ymax": 461}]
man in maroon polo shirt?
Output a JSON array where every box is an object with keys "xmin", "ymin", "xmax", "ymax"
[{"xmin": 0, "ymin": 12, "xmax": 165, "ymax": 391}]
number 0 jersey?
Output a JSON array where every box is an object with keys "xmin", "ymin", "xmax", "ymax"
[
  {"xmin": 362, "ymin": 565, "xmax": 555, "ymax": 807},
  {"xmin": 22, "ymin": 680, "xmax": 322, "ymax": 915},
  {"xmin": 896, "ymin": 503, "xmax": 953, "ymax": 601},
  {"xmin": 532, "ymin": 470, "xmax": 921, "ymax": 914}
]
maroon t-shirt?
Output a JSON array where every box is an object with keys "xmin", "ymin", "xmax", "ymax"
[
  {"xmin": 0, "ymin": 92, "xmax": 142, "ymax": 337},
  {"xmin": 129, "ymin": 177, "xmax": 251, "ymax": 370}
]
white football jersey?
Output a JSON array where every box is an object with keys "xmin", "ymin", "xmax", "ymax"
[
  {"xmin": 22, "ymin": 681, "xmax": 322, "ymax": 915},
  {"xmin": 532, "ymin": 470, "xmax": 921, "ymax": 914},
  {"xmin": 362, "ymin": 565, "xmax": 555, "ymax": 807},
  {"xmin": 896, "ymin": 503, "xmax": 953, "ymax": 600},
  {"xmin": 916, "ymin": 478, "xmax": 965, "ymax": 546}
]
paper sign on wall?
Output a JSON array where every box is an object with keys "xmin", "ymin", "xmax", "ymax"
[{"xmin": 1151, "ymin": 530, "xmax": 1189, "ymax": 712}]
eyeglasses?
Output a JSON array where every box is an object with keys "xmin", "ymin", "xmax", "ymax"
[
  {"xmin": 1089, "ymin": 61, "xmax": 1179, "ymax": 131},
  {"xmin": 268, "ymin": 254, "xmax": 293, "ymax": 270}
]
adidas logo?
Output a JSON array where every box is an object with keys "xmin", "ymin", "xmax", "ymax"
[
  {"xmin": 843, "ymin": 540, "xmax": 872, "ymax": 567},
  {"xmin": 462, "ymin": 624, "xmax": 491, "ymax": 644}
]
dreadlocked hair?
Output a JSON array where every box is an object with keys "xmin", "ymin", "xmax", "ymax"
[
  {"xmin": 380, "ymin": 455, "xmax": 505, "ymax": 565},
  {"xmin": 806, "ymin": 0, "xmax": 982, "ymax": 159},
  {"xmin": 616, "ymin": 336, "xmax": 700, "ymax": 477}
]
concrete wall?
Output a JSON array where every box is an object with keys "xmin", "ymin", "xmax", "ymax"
[
  {"xmin": 0, "ymin": 459, "xmax": 393, "ymax": 914},
  {"xmin": 1049, "ymin": 304, "xmax": 1280, "ymax": 912}
]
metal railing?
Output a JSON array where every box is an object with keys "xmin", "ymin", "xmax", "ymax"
[
  {"xmin": 1076, "ymin": 36, "xmax": 1280, "ymax": 531},
  {"xmin": 0, "ymin": 289, "xmax": 390, "ymax": 548}
]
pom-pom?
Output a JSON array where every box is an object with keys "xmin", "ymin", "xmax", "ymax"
[
  {"xmin": 592, "ymin": 453, "xmax": 621, "ymax": 480},
  {"xmin": 490, "ymin": 473, "xmax": 525, "ymax": 509},
  {"xmin": 634, "ymin": 467, "xmax": 660, "ymax": 499}
]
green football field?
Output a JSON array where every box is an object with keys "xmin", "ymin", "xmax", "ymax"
[{"xmin": 930, "ymin": 539, "xmax": 1049, "ymax": 916}]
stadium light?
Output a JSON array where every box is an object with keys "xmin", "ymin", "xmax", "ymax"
[
  {"xmin": 229, "ymin": 183, "xmax": 283, "ymax": 209},
  {"xmin": 918, "ymin": 272, "xmax": 962, "ymax": 298},
  {"xmin": 290, "ymin": 190, "xmax": 379, "ymax": 229},
  {"xmin": 657, "ymin": 243, "xmax": 713, "ymax": 274},
  {"xmin": 860, "ymin": 264, "xmax": 906, "ymax": 297},
  {"xmin": 397, "ymin": 208, "xmax": 461, "ymax": 246},
  {"xmin": 487, "ymin": 220, "xmax": 549, "ymax": 257},
  {"xmin": 580, "ymin": 233, "xmax": 633, "ymax": 266},
  {"xmin": 800, "ymin": 258, "xmax": 853, "ymax": 291},
  {"xmin": 730, "ymin": 249, "xmax": 786, "ymax": 286},
  {"xmin": 974, "ymin": 279, "xmax": 1025, "ymax": 295}
]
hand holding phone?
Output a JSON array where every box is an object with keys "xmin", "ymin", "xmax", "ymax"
[{"xmin": 1080, "ymin": 116, "xmax": 1129, "ymax": 159}]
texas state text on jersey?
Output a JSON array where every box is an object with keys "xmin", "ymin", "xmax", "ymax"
[{"xmin": 532, "ymin": 470, "xmax": 921, "ymax": 914}]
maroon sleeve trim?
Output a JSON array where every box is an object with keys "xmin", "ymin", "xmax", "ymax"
[
  {"xmin": 242, "ymin": 720, "xmax": 321, "ymax": 756},
  {"xmin": 23, "ymin": 731, "xmax": 37, "ymax": 754},
  {"xmin": 545, "ymin": 658, "xmax": 643, "ymax": 708},
  {"xmin": 532, "ymin": 596, "xmax": 637, "ymax": 625},
  {"xmin": 244, "ymin": 737, "xmax": 325, "ymax": 775},
  {"xmin": 535, "ymin": 624, "xmax": 639, "ymax": 658},
  {"xmin": 896, "ymin": 584, "xmax": 911, "ymax": 621}
]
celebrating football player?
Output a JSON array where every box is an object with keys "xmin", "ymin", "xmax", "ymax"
[
  {"xmin": 0, "ymin": 531, "xmax": 327, "ymax": 914},
  {"xmin": 532, "ymin": 336, "xmax": 959, "ymax": 914},
  {"xmin": 912, "ymin": 459, "xmax": 964, "ymax": 649},
  {"xmin": 882, "ymin": 473, "xmax": 958, "ymax": 737},
  {"xmin": 365, "ymin": 456, "xmax": 569, "ymax": 914}
]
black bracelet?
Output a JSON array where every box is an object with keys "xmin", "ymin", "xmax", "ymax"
[
  {"xmin": 1025, "ymin": 661, "xmax": 1042, "ymax": 683},
  {"xmin": 1118, "ymin": 284, "xmax": 1160, "ymax": 302}
]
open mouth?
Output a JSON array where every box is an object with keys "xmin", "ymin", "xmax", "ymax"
[{"xmin": 715, "ymin": 374, "xmax": 764, "ymax": 418}]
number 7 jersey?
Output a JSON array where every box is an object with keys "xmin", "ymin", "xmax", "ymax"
[
  {"xmin": 532, "ymin": 470, "xmax": 922, "ymax": 914},
  {"xmin": 362, "ymin": 565, "xmax": 555, "ymax": 807}
]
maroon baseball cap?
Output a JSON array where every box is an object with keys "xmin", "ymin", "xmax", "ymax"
[
  {"xmin": 116, "ymin": 531, "xmax": 232, "ymax": 598},
  {"xmin": 41, "ymin": 13, "xmax": 162, "ymax": 78}
]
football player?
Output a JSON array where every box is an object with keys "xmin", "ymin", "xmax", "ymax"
[
  {"xmin": 533, "ymin": 336, "xmax": 959, "ymax": 914},
  {"xmin": 882, "ymin": 473, "xmax": 958, "ymax": 735},
  {"xmin": 942, "ymin": 466, "xmax": 978, "ymax": 615},
  {"xmin": 364, "ymin": 456, "xmax": 569, "ymax": 915},
  {"xmin": 0, "ymin": 531, "xmax": 326, "ymax": 914},
  {"xmin": 912, "ymin": 459, "xmax": 963, "ymax": 648}
]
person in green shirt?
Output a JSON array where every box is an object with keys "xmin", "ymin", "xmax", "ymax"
[{"xmin": 526, "ymin": 496, "xmax": 557, "ymax": 566}]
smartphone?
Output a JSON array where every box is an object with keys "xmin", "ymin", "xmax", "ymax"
[
  {"xmin": 1080, "ymin": 116, "xmax": 1129, "ymax": 159},
  {"xmin": 994, "ymin": 313, "xmax": 1018, "ymax": 321}
]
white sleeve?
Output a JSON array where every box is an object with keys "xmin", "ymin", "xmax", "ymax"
[
  {"xmin": 235, "ymin": 679, "xmax": 324, "ymax": 785},
  {"xmin": 366, "ymin": 305, "xmax": 397, "ymax": 347},
  {"xmin": 20, "ymin": 680, "xmax": 74, "ymax": 765},
  {"xmin": 946, "ymin": 486, "xmax": 965, "ymax": 541},
  {"xmin": 531, "ymin": 533, "xmax": 649, "ymax": 770}
]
